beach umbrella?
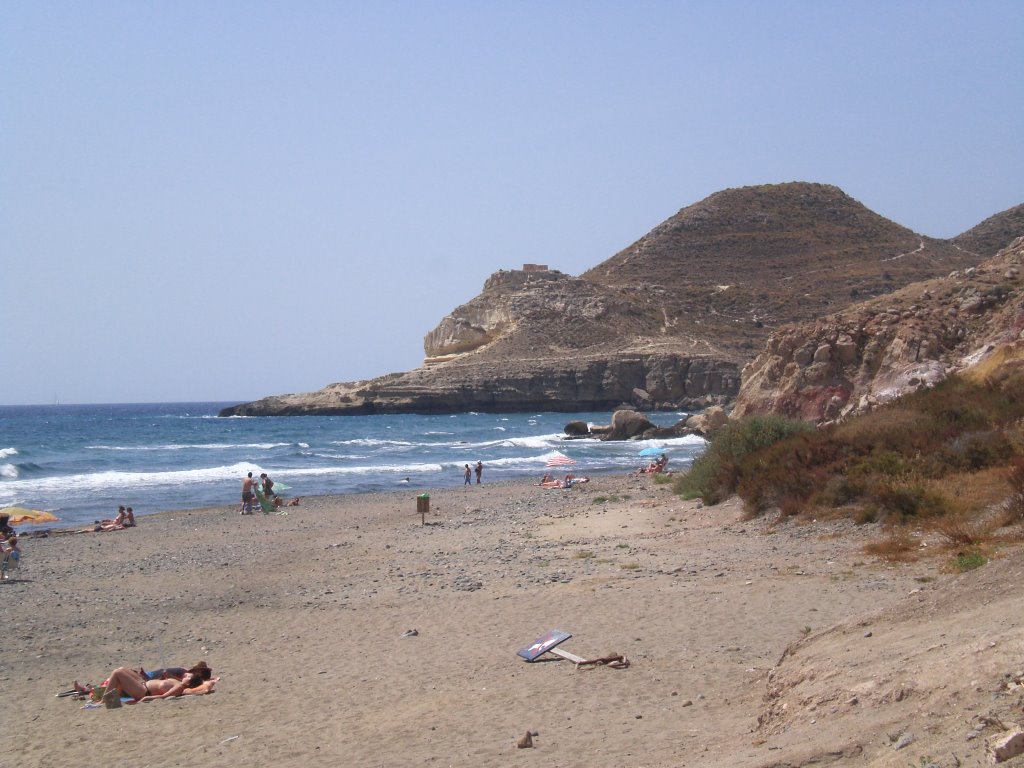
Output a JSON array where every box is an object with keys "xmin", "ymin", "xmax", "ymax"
[
  {"xmin": 638, "ymin": 447, "xmax": 665, "ymax": 457},
  {"xmin": 545, "ymin": 452, "xmax": 576, "ymax": 468},
  {"xmin": 0, "ymin": 506, "xmax": 60, "ymax": 525}
]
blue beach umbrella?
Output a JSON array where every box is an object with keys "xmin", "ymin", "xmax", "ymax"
[{"xmin": 638, "ymin": 447, "xmax": 665, "ymax": 458}]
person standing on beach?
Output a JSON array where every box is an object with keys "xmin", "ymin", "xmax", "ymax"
[
  {"xmin": 464, "ymin": 464, "xmax": 472, "ymax": 485},
  {"xmin": 241, "ymin": 472, "xmax": 255, "ymax": 515},
  {"xmin": 260, "ymin": 473, "xmax": 275, "ymax": 498},
  {"xmin": 475, "ymin": 461, "xmax": 483, "ymax": 484}
]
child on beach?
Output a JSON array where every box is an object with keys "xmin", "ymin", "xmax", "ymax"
[{"xmin": 1, "ymin": 534, "xmax": 21, "ymax": 579}]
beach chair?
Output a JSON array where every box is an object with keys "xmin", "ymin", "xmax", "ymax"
[
  {"xmin": 516, "ymin": 630, "xmax": 586, "ymax": 664},
  {"xmin": 1, "ymin": 547, "xmax": 21, "ymax": 580},
  {"xmin": 516, "ymin": 630, "xmax": 629, "ymax": 669}
]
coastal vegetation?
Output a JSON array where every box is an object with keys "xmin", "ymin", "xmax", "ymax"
[{"xmin": 676, "ymin": 366, "xmax": 1024, "ymax": 559}]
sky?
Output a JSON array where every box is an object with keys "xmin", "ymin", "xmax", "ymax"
[{"xmin": 2, "ymin": 1, "xmax": 1022, "ymax": 406}]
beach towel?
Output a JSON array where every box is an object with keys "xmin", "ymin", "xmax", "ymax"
[{"xmin": 254, "ymin": 488, "xmax": 276, "ymax": 514}]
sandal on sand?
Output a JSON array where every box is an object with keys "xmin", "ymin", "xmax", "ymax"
[{"xmin": 56, "ymin": 689, "xmax": 79, "ymax": 698}]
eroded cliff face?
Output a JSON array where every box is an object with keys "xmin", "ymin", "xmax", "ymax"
[
  {"xmin": 732, "ymin": 238, "xmax": 1024, "ymax": 424},
  {"xmin": 222, "ymin": 353, "xmax": 741, "ymax": 416},
  {"xmin": 422, "ymin": 269, "xmax": 612, "ymax": 359}
]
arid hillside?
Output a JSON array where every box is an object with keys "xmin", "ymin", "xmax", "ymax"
[
  {"xmin": 734, "ymin": 236, "xmax": 1024, "ymax": 424},
  {"xmin": 221, "ymin": 183, "xmax": 1021, "ymax": 417}
]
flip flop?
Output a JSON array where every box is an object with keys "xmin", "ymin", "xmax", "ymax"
[{"xmin": 56, "ymin": 689, "xmax": 79, "ymax": 698}]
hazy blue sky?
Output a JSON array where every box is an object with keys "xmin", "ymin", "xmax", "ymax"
[{"xmin": 3, "ymin": 1, "xmax": 1022, "ymax": 405}]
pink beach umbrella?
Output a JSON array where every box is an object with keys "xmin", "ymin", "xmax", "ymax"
[{"xmin": 545, "ymin": 453, "xmax": 576, "ymax": 468}]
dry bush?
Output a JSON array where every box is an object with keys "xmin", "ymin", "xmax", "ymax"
[
  {"xmin": 863, "ymin": 526, "xmax": 918, "ymax": 562},
  {"xmin": 924, "ymin": 466, "xmax": 1009, "ymax": 513},
  {"xmin": 832, "ymin": 408, "xmax": 931, "ymax": 447},
  {"xmin": 1007, "ymin": 457, "xmax": 1024, "ymax": 523},
  {"xmin": 929, "ymin": 513, "xmax": 995, "ymax": 547}
]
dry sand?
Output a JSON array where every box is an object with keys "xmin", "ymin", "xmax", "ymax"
[{"xmin": 3, "ymin": 475, "xmax": 1024, "ymax": 768}]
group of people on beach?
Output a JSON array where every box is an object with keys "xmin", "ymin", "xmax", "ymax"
[
  {"xmin": 633, "ymin": 454, "xmax": 670, "ymax": 475},
  {"xmin": 463, "ymin": 461, "xmax": 484, "ymax": 485},
  {"xmin": 70, "ymin": 505, "xmax": 138, "ymax": 535},
  {"xmin": 240, "ymin": 471, "xmax": 300, "ymax": 514},
  {"xmin": 94, "ymin": 505, "xmax": 136, "ymax": 531}
]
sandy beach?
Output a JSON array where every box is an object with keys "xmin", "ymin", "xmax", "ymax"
[{"xmin": 4, "ymin": 474, "xmax": 1024, "ymax": 768}]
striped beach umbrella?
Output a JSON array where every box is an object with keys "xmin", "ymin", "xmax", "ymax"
[{"xmin": 545, "ymin": 452, "xmax": 577, "ymax": 468}]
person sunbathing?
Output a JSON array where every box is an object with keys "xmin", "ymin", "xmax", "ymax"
[
  {"xmin": 99, "ymin": 663, "xmax": 212, "ymax": 703},
  {"xmin": 95, "ymin": 506, "xmax": 131, "ymax": 531}
]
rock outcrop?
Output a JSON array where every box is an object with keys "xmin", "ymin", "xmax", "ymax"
[
  {"xmin": 220, "ymin": 183, "xmax": 1020, "ymax": 418},
  {"xmin": 221, "ymin": 353, "xmax": 741, "ymax": 416},
  {"xmin": 732, "ymin": 237, "xmax": 1024, "ymax": 424}
]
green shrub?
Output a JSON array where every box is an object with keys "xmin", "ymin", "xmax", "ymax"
[
  {"xmin": 940, "ymin": 431, "xmax": 1015, "ymax": 471},
  {"xmin": 813, "ymin": 475, "xmax": 867, "ymax": 508},
  {"xmin": 868, "ymin": 482, "xmax": 950, "ymax": 522},
  {"xmin": 675, "ymin": 415, "xmax": 814, "ymax": 504},
  {"xmin": 688, "ymin": 372, "xmax": 1024, "ymax": 526},
  {"xmin": 735, "ymin": 437, "xmax": 821, "ymax": 516},
  {"xmin": 952, "ymin": 550, "xmax": 987, "ymax": 572}
]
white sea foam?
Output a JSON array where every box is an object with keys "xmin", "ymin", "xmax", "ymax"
[
  {"xmin": 87, "ymin": 442, "xmax": 293, "ymax": 451},
  {"xmin": 442, "ymin": 433, "xmax": 565, "ymax": 452},
  {"xmin": 275, "ymin": 463, "xmax": 445, "ymax": 478},
  {"xmin": 637, "ymin": 434, "xmax": 707, "ymax": 447},
  {"xmin": 330, "ymin": 438, "xmax": 415, "ymax": 448},
  {"xmin": 0, "ymin": 462, "xmax": 262, "ymax": 497},
  {"xmin": 0, "ymin": 463, "xmax": 18, "ymax": 479},
  {"xmin": 0, "ymin": 447, "xmax": 18, "ymax": 459}
]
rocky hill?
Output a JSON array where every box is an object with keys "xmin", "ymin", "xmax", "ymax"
[
  {"xmin": 733, "ymin": 236, "xmax": 1024, "ymax": 423},
  {"xmin": 220, "ymin": 183, "xmax": 1019, "ymax": 417},
  {"xmin": 952, "ymin": 202, "xmax": 1024, "ymax": 258}
]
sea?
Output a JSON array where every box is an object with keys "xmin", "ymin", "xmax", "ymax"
[{"xmin": 0, "ymin": 402, "xmax": 706, "ymax": 530}]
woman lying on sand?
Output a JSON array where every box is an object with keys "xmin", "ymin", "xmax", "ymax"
[
  {"xmin": 540, "ymin": 474, "xmax": 590, "ymax": 489},
  {"xmin": 74, "ymin": 662, "xmax": 214, "ymax": 703}
]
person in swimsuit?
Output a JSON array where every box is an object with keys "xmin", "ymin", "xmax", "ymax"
[
  {"xmin": 96, "ymin": 506, "xmax": 130, "ymax": 531},
  {"xmin": 101, "ymin": 662, "xmax": 211, "ymax": 702},
  {"xmin": 260, "ymin": 473, "xmax": 275, "ymax": 498},
  {"xmin": 241, "ymin": 472, "xmax": 255, "ymax": 514}
]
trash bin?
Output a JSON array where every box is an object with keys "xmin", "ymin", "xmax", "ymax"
[{"xmin": 416, "ymin": 493, "xmax": 430, "ymax": 523}]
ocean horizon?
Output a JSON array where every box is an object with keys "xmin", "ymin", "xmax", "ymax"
[{"xmin": 0, "ymin": 401, "xmax": 706, "ymax": 529}]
